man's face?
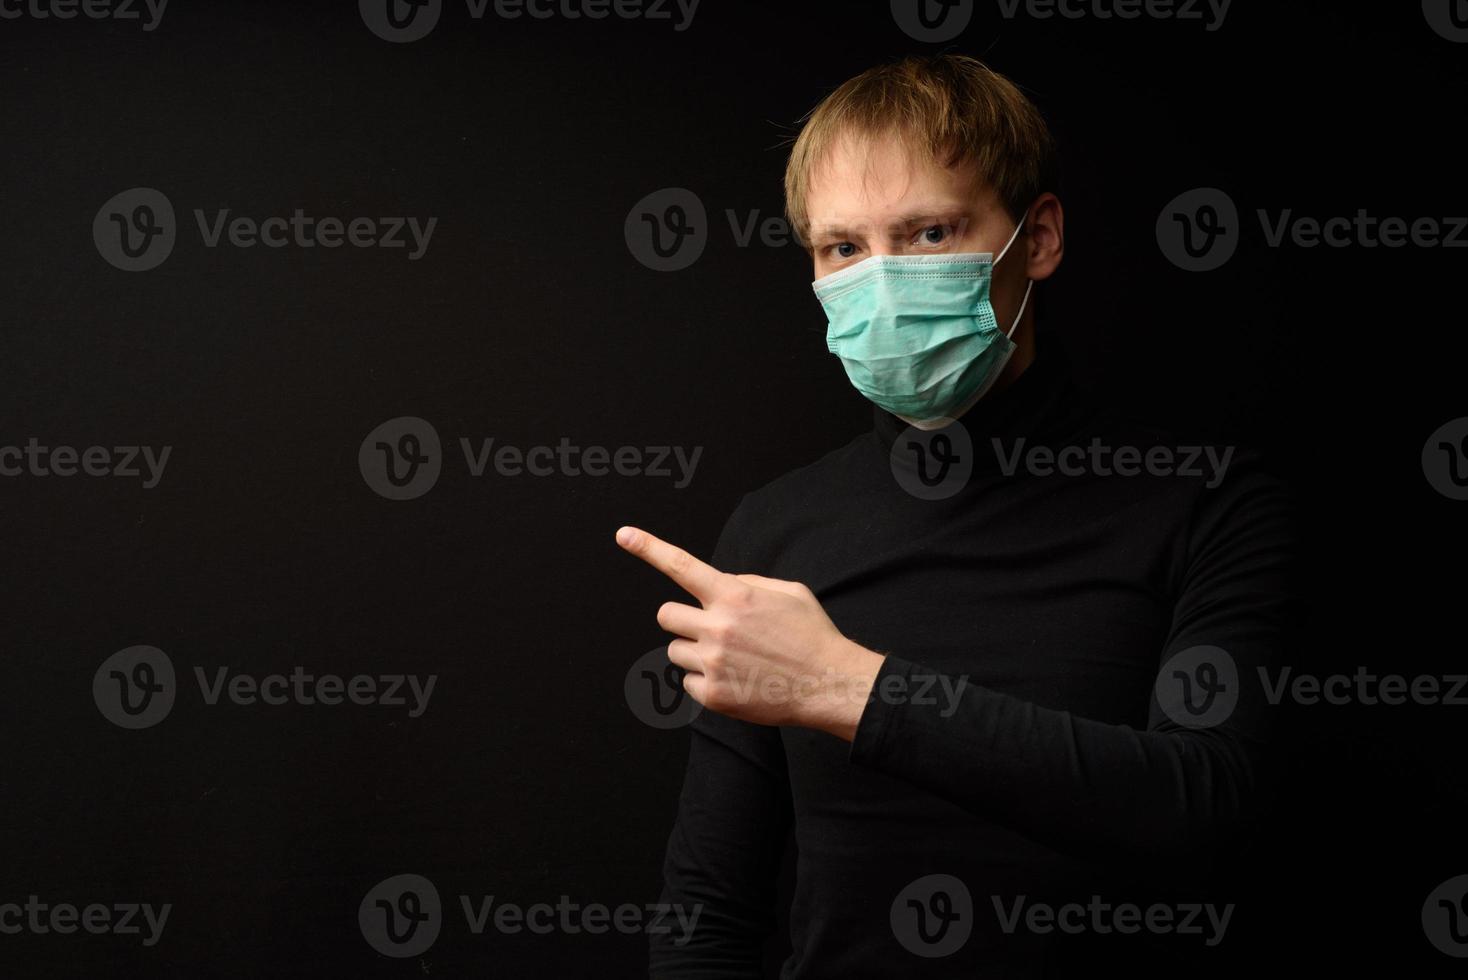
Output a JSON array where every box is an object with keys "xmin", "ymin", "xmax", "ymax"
[{"xmin": 804, "ymin": 132, "xmax": 1022, "ymax": 281}]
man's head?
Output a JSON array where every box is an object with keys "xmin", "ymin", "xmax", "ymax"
[{"xmin": 785, "ymin": 55, "xmax": 1065, "ymax": 392}]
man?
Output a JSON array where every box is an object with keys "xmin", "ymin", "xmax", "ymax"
[{"xmin": 619, "ymin": 54, "xmax": 1294, "ymax": 976}]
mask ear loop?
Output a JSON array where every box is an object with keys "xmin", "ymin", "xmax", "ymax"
[
  {"xmin": 994, "ymin": 215, "xmax": 1028, "ymax": 265},
  {"xmin": 995, "ymin": 214, "xmax": 1034, "ymax": 339}
]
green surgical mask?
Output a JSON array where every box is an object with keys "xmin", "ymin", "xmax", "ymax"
[{"xmin": 812, "ymin": 216, "xmax": 1033, "ymax": 430}]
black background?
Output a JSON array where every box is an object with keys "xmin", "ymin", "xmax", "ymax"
[{"xmin": 2, "ymin": 0, "xmax": 1465, "ymax": 975}]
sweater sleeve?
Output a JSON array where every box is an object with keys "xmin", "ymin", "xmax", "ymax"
[
  {"xmin": 649, "ymin": 496, "xmax": 793, "ymax": 977},
  {"xmin": 847, "ymin": 461, "xmax": 1297, "ymax": 860}
]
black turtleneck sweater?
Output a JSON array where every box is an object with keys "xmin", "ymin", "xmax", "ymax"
[{"xmin": 648, "ymin": 347, "xmax": 1296, "ymax": 978}]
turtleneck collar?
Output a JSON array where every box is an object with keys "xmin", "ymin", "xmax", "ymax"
[{"xmin": 872, "ymin": 341, "xmax": 1078, "ymax": 468}]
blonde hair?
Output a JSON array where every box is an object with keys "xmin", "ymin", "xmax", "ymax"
[{"xmin": 783, "ymin": 54, "xmax": 1057, "ymax": 246}]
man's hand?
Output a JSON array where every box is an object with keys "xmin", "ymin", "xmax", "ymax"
[{"xmin": 616, "ymin": 525, "xmax": 885, "ymax": 741}]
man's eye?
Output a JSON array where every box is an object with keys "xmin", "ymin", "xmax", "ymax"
[
  {"xmin": 919, "ymin": 225, "xmax": 948, "ymax": 245},
  {"xmin": 835, "ymin": 242, "xmax": 857, "ymax": 258}
]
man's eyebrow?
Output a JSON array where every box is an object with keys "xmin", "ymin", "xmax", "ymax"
[
  {"xmin": 808, "ymin": 209, "xmax": 972, "ymax": 242},
  {"xmin": 889, "ymin": 208, "xmax": 973, "ymax": 227},
  {"xmin": 807, "ymin": 223, "xmax": 854, "ymax": 242}
]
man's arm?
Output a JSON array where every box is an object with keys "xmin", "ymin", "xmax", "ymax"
[
  {"xmin": 648, "ymin": 498, "xmax": 793, "ymax": 977},
  {"xmin": 846, "ymin": 462, "xmax": 1296, "ymax": 859},
  {"xmin": 650, "ymin": 709, "xmax": 792, "ymax": 976},
  {"xmin": 621, "ymin": 459, "xmax": 1295, "ymax": 863}
]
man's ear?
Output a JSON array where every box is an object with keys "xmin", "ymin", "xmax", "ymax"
[{"xmin": 1024, "ymin": 193, "xmax": 1065, "ymax": 282}]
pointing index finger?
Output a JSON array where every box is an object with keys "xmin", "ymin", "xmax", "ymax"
[{"xmin": 616, "ymin": 526, "xmax": 727, "ymax": 603}]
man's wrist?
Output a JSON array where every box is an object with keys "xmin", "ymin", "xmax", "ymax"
[{"xmin": 806, "ymin": 638, "xmax": 885, "ymax": 742}]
